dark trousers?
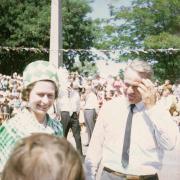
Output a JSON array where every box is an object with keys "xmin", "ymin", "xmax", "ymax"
[
  {"xmin": 84, "ymin": 109, "xmax": 97, "ymax": 144},
  {"xmin": 100, "ymin": 169, "xmax": 159, "ymax": 180},
  {"xmin": 60, "ymin": 111, "xmax": 83, "ymax": 155}
]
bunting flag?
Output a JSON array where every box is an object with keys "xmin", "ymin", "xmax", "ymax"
[{"xmin": 0, "ymin": 46, "xmax": 180, "ymax": 55}]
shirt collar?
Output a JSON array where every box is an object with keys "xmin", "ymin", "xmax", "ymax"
[
  {"xmin": 135, "ymin": 101, "xmax": 145, "ymax": 111},
  {"xmin": 125, "ymin": 97, "xmax": 145, "ymax": 112}
]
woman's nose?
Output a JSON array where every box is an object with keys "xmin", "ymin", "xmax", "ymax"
[{"xmin": 41, "ymin": 95, "xmax": 49, "ymax": 104}]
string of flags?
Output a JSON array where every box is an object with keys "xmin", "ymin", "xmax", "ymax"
[{"xmin": 0, "ymin": 46, "xmax": 180, "ymax": 55}]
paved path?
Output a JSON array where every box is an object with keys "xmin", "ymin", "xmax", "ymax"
[{"xmin": 67, "ymin": 125, "xmax": 88, "ymax": 156}]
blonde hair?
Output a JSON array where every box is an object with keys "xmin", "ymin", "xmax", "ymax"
[{"xmin": 2, "ymin": 133, "xmax": 85, "ymax": 180}]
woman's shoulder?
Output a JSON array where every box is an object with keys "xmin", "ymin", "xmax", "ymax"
[{"xmin": 47, "ymin": 115, "xmax": 64, "ymax": 137}]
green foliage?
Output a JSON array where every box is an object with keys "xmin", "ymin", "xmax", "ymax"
[
  {"xmin": 73, "ymin": 59, "xmax": 97, "ymax": 76},
  {"xmin": 0, "ymin": 0, "xmax": 51, "ymax": 47},
  {"xmin": 0, "ymin": 0, "xmax": 96, "ymax": 74},
  {"xmin": 153, "ymin": 54, "xmax": 180, "ymax": 82},
  {"xmin": 62, "ymin": 0, "xmax": 96, "ymax": 68},
  {"xmin": 109, "ymin": 0, "xmax": 180, "ymax": 48},
  {"xmin": 94, "ymin": 0, "xmax": 180, "ymax": 81},
  {"xmin": 0, "ymin": 0, "xmax": 51, "ymax": 74},
  {"xmin": 62, "ymin": 0, "xmax": 94, "ymax": 49},
  {"xmin": 144, "ymin": 32, "xmax": 180, "ymax": 48},
  {"xmin": 0, "ymin": 50, "xmax": 48, "ymax": 75}
]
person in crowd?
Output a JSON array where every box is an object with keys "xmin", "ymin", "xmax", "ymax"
[
  {"xmin": 1, "ymin": 133, "xmax": 85, "ymax": 180},
  {"xmin": 172, "ymin": 79, "xmax": 180, "ymax": 101},
  {"xmin": 0, "ymin": 60, "xmax": 63, "ymax": 172},
  {"xmin": 92, "ymin": 74, "xmax": 101, "ymax": 89},
  {"xmin": 104, "ymin": 89, "xmax": 115, "ymax": 101},
  {"xmin": 57, "ymin": 82, "xmax": 83, "ymax": 156},
  {"xmin": 85, "ymin": 60, "xmax": 178, "ymax": 180},
  {"xmin": 163, "ymin": 79, "xmax": 172, "ymax": 90},
  {"xmin": 83, "ymin": 85, "xmax": 99, "ymax": 146},
  {"xmin": 96, "ymin": 86, "xmax": 106, "ymax": 109},
  {"xmin": 1, "ymin": 76, "xmax": 9, "ymax": 92},
  {"xmin": 158, "ymin": 87, "xmax": 177, "ymax": 116},
  {"xmin": 1, "ymin": 99, "xmax": 12, "ymax": 121},
  {"xmin": 113, "ymin": 75, "xmax": 123, "ymax": 91}
]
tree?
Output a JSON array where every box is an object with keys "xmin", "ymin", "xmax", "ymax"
[
  {"xmin": 0, "ymin": 0, "xmax": 97, "ymax": 74},
  {"xmin": 0, "ymin": 0, "xmax": 51, "ymax": 47},
  {"xmin": 94, "ymin": 0, "xmax": 180, "ymax": 81},
  {"xmin": 62, "ymin": 0, "xmax": 96, "ymax": 69}
]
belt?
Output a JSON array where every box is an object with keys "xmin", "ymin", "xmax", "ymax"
[{"xmin": 103, "ymin": 167, "xmax": 158, "ymax": 180}]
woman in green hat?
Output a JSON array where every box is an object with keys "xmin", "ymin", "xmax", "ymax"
[{"xmin": 0, "ymin": 60, "xmax": 63, "ymax": 172}]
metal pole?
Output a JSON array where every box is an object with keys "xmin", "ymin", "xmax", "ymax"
[{"xmin": 49, "ymin": 0, "xmax": 63, "ymax": 67}]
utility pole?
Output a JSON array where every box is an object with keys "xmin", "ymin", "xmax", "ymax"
[{"xmin": 49, "ymin": 0, "xmax": 63, "ymax": 67}]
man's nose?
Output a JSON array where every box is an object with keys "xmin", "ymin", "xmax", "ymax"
[{"xmin": 127, "ymin": 86, "xmax": 134, "ymax": 93}]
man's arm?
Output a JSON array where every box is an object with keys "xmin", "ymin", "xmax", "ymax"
[
  {"xmin": 85, "ymin": 105, "xmax": 106, "ymax": 180},
  {"xmin": 137, "ymin": 78, "xmax": 178, "ymax": 150},
  {"xmin": 145, "ymin": 103, "xmax": 178, "ymax": 150}
]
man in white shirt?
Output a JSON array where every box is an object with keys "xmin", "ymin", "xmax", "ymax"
[
  {"xmin": 84, "ymin": 85, "xmax": 99, "ymax": 145},
  {"xmin": 85, "ymin": 60, "xmax": 178, "ymax": 180},
  {"xmin": 57, "ymin": 84, "xmax": 83, "ymax": 156}
]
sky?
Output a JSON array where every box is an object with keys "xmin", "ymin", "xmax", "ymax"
[
  {"xmin": 87, "ymin": 0, "xmax": 133, "ymax": 76},
  {"xmin": 89, "ymin": 0, "xmax": 132, "ymax": 19}
]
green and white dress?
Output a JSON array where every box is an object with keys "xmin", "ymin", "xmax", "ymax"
[{"xmin": 0, "ymin": 108, "xmax": 63, "ymax": 172}]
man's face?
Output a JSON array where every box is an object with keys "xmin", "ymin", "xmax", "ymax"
[{"xmin": 123, "ymin": 68, "xmax": 142, "ymax": 104}]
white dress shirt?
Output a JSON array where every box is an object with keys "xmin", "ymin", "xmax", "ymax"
[
  {"xmin": 69, "ymin": 89, "xmax": 80, "ymax": 114},
  {"xmin": 57, "ymin": 89, "xmax": 80, "ymax": 116},
  {"xmin": 84, "ymin": 92, "xmax": 99, "ymax": 113},
  {"xmin": 57, "ymin": 89, "xmax": 71, "ymax": 112},
  {"xmin": 85, "ymin": 96, "xmax": 178, "ymax": 180}
]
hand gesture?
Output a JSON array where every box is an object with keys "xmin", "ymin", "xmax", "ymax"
[{"xmin": 137, "ymin": 79, "xmax": 157, "ymax": 109}]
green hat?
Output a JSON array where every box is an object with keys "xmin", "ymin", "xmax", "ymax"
[{"xmin": 23, "ymin": 60, "xmax": 59, "ymax": 88}]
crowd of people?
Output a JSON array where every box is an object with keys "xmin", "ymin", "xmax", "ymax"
[
  {"xmin": 0, "ymin": 68, "xmax": 180, "ymax": 127},
  {"xmin": 0, "ymin": 60, "xmax": 179, "ymax": 180},
  {"xmin": 0, "ymin": 73, "xmax": 24, "ymax": 123}
]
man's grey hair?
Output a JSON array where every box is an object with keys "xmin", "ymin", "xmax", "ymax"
[{"xmin": 126, "ymin": 60, "xmax": 154, "ymax": 79}]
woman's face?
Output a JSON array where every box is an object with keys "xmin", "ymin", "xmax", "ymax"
[{"xmin": 28, "ymin": 81, "xmax": 56, "ymax": 118}]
